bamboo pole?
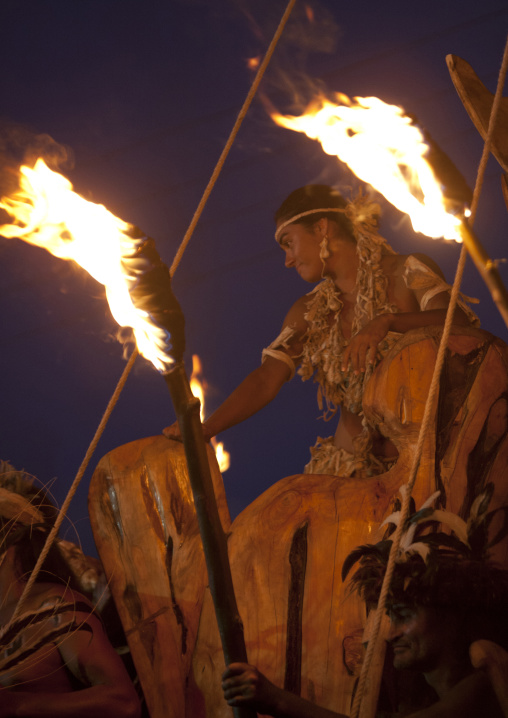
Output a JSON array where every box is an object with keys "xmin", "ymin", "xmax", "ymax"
[{"xmin": 163, "ymin": 362, "xmax": 257, "ymax": 718}]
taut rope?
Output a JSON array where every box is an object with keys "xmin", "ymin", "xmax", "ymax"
[
  {"xmin": 170, "ymin": 0, "xmax": 297, "ymax": 277},
  {"xmin": 5, "ymin": 0, "xmax": 296, "ymax": 629},
  {"xmin": 0, "ymin": 348, "xmax": 138, "ymax": 640},
  {"xmin": 351, "ymin": 31, "xmax": 508, "ymax": 718}
]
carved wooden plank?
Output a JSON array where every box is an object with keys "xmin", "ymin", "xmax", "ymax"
[
  {"xmin": 367, "ymin": 326, "xmax": 508, "ymax": 558},
  {"xmin": 88, "ymin": 435, "xmax": 231, "ymax": 718},
  {"xmin": 190, "ymin": 469, "xmax": 423, "ymax": 717}
]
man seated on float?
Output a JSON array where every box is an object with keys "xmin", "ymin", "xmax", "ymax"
[
  {"xmin": 165, "ymin": 183, "xmax": 478, "ymax": 477},
  {"xmin": 222, "ymin": 492, "xmax": 508, "ymax": 717},
  {"xmin": 0, "ymin": 463, "xmax": 141, "ymax": 718}
]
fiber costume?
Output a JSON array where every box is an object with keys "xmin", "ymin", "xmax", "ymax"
[{"xmin": 264, "ymin": 195, "xmax": 479, "ymax": 477}]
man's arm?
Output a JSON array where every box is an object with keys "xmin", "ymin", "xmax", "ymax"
[
  {"xmin": 342, "ymin": 296, "xmax": 471, "ymax": 375},
  {"xmin": 342, "ymin": 250, "xmax": 476, "ymax": 375},
  {"xmin": 0, "ymin": 591, "xmax": 141, "ymax": 718},
  {"xmin": 222, "ymin": 663, "xmax": 347, "ymax": 718},
  {"xmin": 405, "ymin": 671, "xmax": 503, "ymax": 718},
  {"xmin": 222, "ymin": 664, "xmax": 503, "ymax": 718},
  {"xmin": 164, "ymin": 294, "xmax": 309, "ymax": 441},
  {"xmin": 470, "ymin": 640, "xmax": 508, "ymax": 717},
  {"xmin": 200, "ymin": 355, "xmax": 293, "ymax": 439}
]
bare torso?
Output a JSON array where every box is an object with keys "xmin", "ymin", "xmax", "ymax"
[{"xmin": 331, "ymin": 253, "xmax": 425, "ymax": 461}]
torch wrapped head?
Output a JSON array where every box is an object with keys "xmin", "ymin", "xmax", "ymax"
[{"xmin": 123, "ymin": 228, "xmax": 186, "ymax": 366}]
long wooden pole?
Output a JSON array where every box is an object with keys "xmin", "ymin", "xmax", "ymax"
[
  {"xmin": 458, "ymin": 217, "xmax": 508, "ymax": 330},
  {"xmin": 163, "ymin": 362, "xmax": 257, "ymax": 718}
]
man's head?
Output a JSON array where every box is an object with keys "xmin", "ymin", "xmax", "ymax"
[
  {"xmin": 387, "ymin": 602, "xmax": 468, "ymax": 673},
  {"xmin": 343, "ymin": 487, "xmax": 508, "ymax": 673}
]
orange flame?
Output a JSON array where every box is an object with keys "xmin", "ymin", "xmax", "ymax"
[
  {"xmin": 272, "ymin": 93, "xmax": 466, "ymax": 241},
  {"xmin": 189, "ymin": 355, "xmax": 230, "ymax": 473},
  {"xmin": 0, "ymin": 159, "xmax": 173, "ymax": 371}
]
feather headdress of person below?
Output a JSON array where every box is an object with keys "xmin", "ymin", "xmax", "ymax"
[
  {"xmin": 0, "ymin": 460, "xmax": 57, "ymax": 554},
  {"xmin": 0, "ymin": 461, "xmax": 106, "ymax": 601},
  {"xmin": 341, "ymin": 482, "xmax": 508, "ymax": 613}
]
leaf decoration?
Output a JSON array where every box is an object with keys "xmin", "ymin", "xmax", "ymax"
[
  {"xmin": 469, "ymin": 484, "xmax": 494, "ymax": 523},
  {"xmin": 343, "ymin": 484, "xmax": 508, "ymax": 610},
  {"xmin": 409, "ymin": 531, "xmax": 470, "ymax": 554},
  {"xmin": 341, "ymin": 540, "xmax": 392, "ymax": 582},
  {"xmin": 425, "ymin": 509, "xmax": 469, "ymax": 545},
  {"xmin": 400, "ymin": 542, "xmax": 431, "ymax": 563}
]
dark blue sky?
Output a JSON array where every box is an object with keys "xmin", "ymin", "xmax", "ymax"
[{"xmin": 1, "ymin": 0, "xmax": 508, "ymax": 556}]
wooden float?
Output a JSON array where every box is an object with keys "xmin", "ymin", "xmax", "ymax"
[{"xmin": 89, "ymin": 325, "xmax": 508, "ymax": 717}]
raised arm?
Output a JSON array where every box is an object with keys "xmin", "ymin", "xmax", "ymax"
[{"xmin": 164, "ymin": 295, "xmax": 309, "ymax": 441}]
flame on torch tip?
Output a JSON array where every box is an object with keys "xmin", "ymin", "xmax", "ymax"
[
  {"xmin": 0, "ymin": 158, "xmax": 173, "ymax": 372},
  {"xmin": 190, "ymin": 355, "xmax": 230, "ymax": 473},
  {"xmin": 271, "ymin": 94, "xmax": 466, "ymax": 242}
]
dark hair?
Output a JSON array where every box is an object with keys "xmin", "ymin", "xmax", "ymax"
[
  {"xmin": 352, "ymin": 549, "xmax": 508, "ymax": 611},
  {"xmin": 346, "ymin": 547, "xmax": 508, "ymax": 650},
  {"xmin": 274, "ymin": 184, "xmax": 355, "ymax": 241}
]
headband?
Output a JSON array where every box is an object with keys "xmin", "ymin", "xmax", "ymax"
[{"xmin": 275, "ymin": 207, "xmax": 346, "ymax": 243}]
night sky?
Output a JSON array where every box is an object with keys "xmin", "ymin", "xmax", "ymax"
[{"xmin": 1, "ymin": 0, "xmax": 508, "ymax": 558}]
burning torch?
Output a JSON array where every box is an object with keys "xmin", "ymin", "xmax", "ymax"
[
  {"xmin": 272, "ymin": 93, "xmax": 508, "ymax": 329},
  {"xmin": 0, "ymin": 160, "xmax": 255, "ymax": 718}
]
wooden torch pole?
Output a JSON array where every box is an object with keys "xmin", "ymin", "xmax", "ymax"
[
  {"xmin": 163, "ymin": 362, "xmax": 257, "ymax": 718},
  {"xmin": 458, "ymin": 217, "xmax": 508, "ymax": 331}
]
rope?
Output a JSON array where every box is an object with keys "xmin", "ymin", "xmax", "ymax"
[
  {"xmin": 170, "ymin": 0, "xmax": 297, "ymax": 276},
  {"xmin": 350, "ymin": 256, "xmax": 464, "ymax": 718},
  {"xmin": 4, "ymin": 348, "xmax": 139, "ymax": 629},
  {"xmin": 351, "ymin": 32, "xmax": 508, "ymax": 718},
  {"xmin": 4, "ymin": 0, "xmax": 296, "ymax": 631}
]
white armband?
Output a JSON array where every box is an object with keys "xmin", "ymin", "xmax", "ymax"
[
  {"xmin": 261, "ymin": 347, "xmax": 296, "ymax": 380},
  {"xmin": 261, "ymin": 325, "xmax": 297, "ymax": 381}
]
